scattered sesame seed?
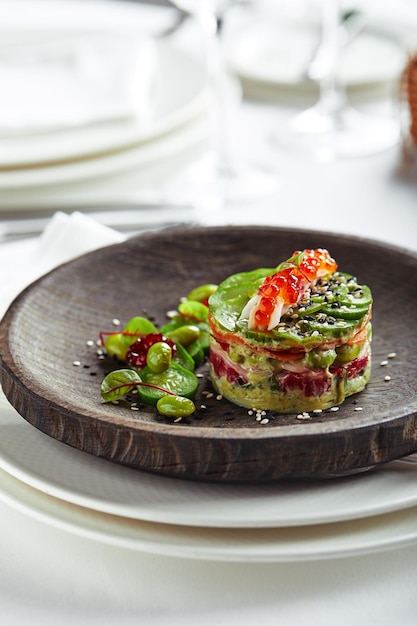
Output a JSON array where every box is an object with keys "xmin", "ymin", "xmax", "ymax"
[
  {"xmin": 380, "ymin": 360, "xmax": 389, "ymax": 366},
  {"xmin": 248, "ymin": 410, "xmax": 254, "ymax": 415},
  {"xmin": 206, "ymin": 392, "xmax": 214, "ymax": 399},
  {"xmin": 86, "ymin": 340, "xmax": 95, "ymax": 347},
  {"xmin": 312, "ymin": 409, "xmax": 322, "ymax": 414},
  {"xmin": 166, "ymin": 310, "xmax": 177, "ymax": 319},
  {"xmin": 200, "ymin": 404, "xmax": 207, "ymax": 410},
  {"xmin": 387, "ymin": 352, "xmax": 397, "ymax": 359},
  {"xmin": 216, "ymin": 394, "xmax": 223, "ymax": 401},
  {"xmin": 130, "ymin": 406, "xmax": 139, "ymax": 411},
  {"xmin": 96, "ymin": 348, "xmax": 104, "ymax": 356},
  {"xmin": 196, "ymin": 373, "xmax": 204, "ymax": 378},
  {"xmin": 296, "ymin": 413, "xmax": 311, "ymax": 420},
  {"xmin": 384, "ymin": 375, "xmax": 392, "ymax": 382},
  {"xmin": 112, "ymin": 318, "xmax": 120, "ymax": 326},
  {"xmin": 174, "ymin": 417, "xmax": 182, "ymax": 423},
  {"xmin": 256, "ymin": 415, "xmax": 262, "ymax": 422},
  {"xmin": 329, "ymin": 406, "xmax": 339, "ymax": 412},
  {"xmin": 260, "ymin": 418, "xmax": 269, "ymax": 425},
  {"xmin": 98, "ymin": 355, "xmax": 105, "ymax": 360},
  {"xmin": 72, "ymin": 360, "xmax": 81, "ymax": 366},
  {"xmin": 354, "ymin": 407, "xmax": 363, "ymax": 411}
]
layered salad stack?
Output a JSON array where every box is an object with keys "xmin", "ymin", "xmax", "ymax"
[{"xmin": 208, "ymin": 248, "xmax": 372, "ymax": 413}]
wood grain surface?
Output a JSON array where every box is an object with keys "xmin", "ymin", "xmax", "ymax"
[{"xmin": 1, "ymin": 225, "xmax": 417, "ymax": 482}]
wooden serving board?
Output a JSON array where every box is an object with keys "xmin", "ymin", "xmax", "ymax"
[{"xmin": 1, "ymin": 226, "xmax": 417, "ymax": 482}]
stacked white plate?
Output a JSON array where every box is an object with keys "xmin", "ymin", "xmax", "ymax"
[
  {"xmin": 1, "ymin": 391, "xmax": 417, "ymax": 562},
  {"xmin": 0, "ymin": 1, "xmax": 210, "ymax": 197}
]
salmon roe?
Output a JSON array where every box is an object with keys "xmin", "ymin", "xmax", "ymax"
[{"xmin": 255, "ymin": 249, "xmax": 337, "ymax": 327}]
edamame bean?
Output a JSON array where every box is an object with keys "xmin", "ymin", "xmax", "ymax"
[
  {"xmin": 166, "ymin": 324, "xmax": 201, "ymax": 346},
  {"xmin": 146, "ymin": 342, "xmax": 172, "ymax": 373},
  {"xmin": 104, "ymin": 333, "xmax": 128, "ymax": 361},
  {"xmin": 157, "ymin": 395, "xmax": 196, "ymax": 417}
]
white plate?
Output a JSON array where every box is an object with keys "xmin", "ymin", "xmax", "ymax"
[
  {"xmin": 3, "ymin": 462, "xmax": 417, "ymax": 562},
  {"xmin": 0, "ymin": 41, "xmax": 209, "ymax": 168},
  {"xmin": 0, "ymin": 111, "xmax": 209, "ymax": 189},
  {"xmin": 224, "ymin": 15, "xmax": 406, "ymax": 91},
  {"xmin": 1, "ymin": 397, "xmax": 417, "ymax": 529}
]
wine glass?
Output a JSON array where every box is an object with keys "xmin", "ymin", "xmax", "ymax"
[
  {"xmin": 275, "ymin": 0, "xmax": 400, "ymax": 162},
  {"xmin": 166, "ymin": 0, "xmax": 277, "ymax": 210}
]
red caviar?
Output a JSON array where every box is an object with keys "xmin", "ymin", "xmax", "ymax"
[
  {"xmin": 126, "ymin": 333, "xmax": 176, "ymax": 367},
  {"xmin": 252, "ymin": 249, "xmax": 337, "ymax": 329}
]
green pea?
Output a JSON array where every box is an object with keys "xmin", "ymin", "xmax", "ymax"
[
  {"xmin": 146, "ymin": 342, "xmax": 172, "ymax": 373},
  {"xmin": 166, "ymin": 324, "xmax": 201, "ymax": 346},
  {"xmin": 186, "ymin": 284, "xmax": 218, "ymax": 302},
  {"xmin": 157, "ymin": 395, "xmax": 196, "ymax": 418},
  {"xmin": 104, "ymin": 333, "xmax": 128, "ymax": 361}
]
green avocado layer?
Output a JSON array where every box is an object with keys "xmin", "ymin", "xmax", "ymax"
[{"xmin": 209, "ymin": 269, "xmax": 372, "ymax": 350}]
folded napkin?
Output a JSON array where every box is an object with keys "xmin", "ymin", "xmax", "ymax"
[{"xmin": 0, "ymin": 211, "xmax": 125, "ymax": 319}]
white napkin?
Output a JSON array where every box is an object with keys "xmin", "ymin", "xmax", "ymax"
[{"xmin": 0, "ymin": 211, "xmax": 125, "ymax": 319}]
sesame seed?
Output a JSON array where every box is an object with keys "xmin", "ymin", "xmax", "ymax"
[
  {"xmin": 112, "ymin": 318, "xmax": 120, "ymax": 326},
  {"xmin": 354, "ymin": 407, "xmax": 363, "ymax": 411},
  {"xmin": 384, "ymin": 375, "xmax": 392, "ymax": 382},
  {"xmin": 216, "ymin": 394, "xmax": 223, "ymax": 401},
  {"xmin": 380, "ymin": 360, "xmax": 389, "ymax": 366},
  {"xmin": 96, "ymin": 348, "xmax": 104, "ymax": 356},
  {"xmin": 312, "ymin": 409, "xmax": 322, "ymax": 414},
  {"xmin": 200, "ymin": 404, "xmax": 207, "ymax": 410},
  {"xmin": 387, "ymin": 352, "xmax": 397, "ymax": 359},
  {"xmin": 130, "ymin": 406, "xmax": 139, "ymax": 411},
  {"xmin": 174, "ymin": 417, "xmax": 182, "ymax": 423},
  {"xmin": 256, "ymin": 415, "xmax": 262, "ymax": 422},
  {"xmin": 166, "ymin": 310, "xmax": 177, "ymax": 319},
  {"xmin": 248, "ymin": 410, "xmax": 254, "ymax": 415},
  {"xmin": 260, "ymin": 418, "xmax": 269, "ymax": 425},
  {"xmin": 72, "ymin": 360, "xmax": 81, "ymax": 366},
  {"xmin": 196, "ymin": 373, "xmax": 204, "ymax": 378},
  {"xmin": 86, "ymin": 340, "xmax": 95, "ymax": 347},
  {"xmin": 296, "ymin": 413, "xmax": 311, "ymax": 420},
  {"xmin": 329, "ymin": 406, "xmax": 339, "ymax": 412}
]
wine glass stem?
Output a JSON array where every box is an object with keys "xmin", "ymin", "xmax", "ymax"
[
  {"xmin": 318, "ymin": 0, "xmax": 346, "ymax": 118},
  {"xmin": 199, "ymin": 10, "xmax": 233, "ymax": 173}
]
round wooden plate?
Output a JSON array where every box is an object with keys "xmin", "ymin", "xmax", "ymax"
[{"xmin": 1, "ymin": 226, "xmax": 417, "ymax": 482}]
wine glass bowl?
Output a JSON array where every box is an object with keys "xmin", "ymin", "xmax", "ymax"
[
  {"xmin": 274, "ymin": 0, "xmax": 400, "ymax": 162},
  {"xmin": 165, "ymin": 0, "xmax": 277, "ymax": 208}
]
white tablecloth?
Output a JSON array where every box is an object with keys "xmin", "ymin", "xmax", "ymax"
[{"xmin": 1, "ymin": 1, "xmax": 417, "ymax": 624}]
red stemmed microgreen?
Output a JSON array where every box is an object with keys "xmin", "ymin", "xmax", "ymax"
[{"xmin": 101, "ymin": 369, "xmax": 177, "ymax": 403}]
